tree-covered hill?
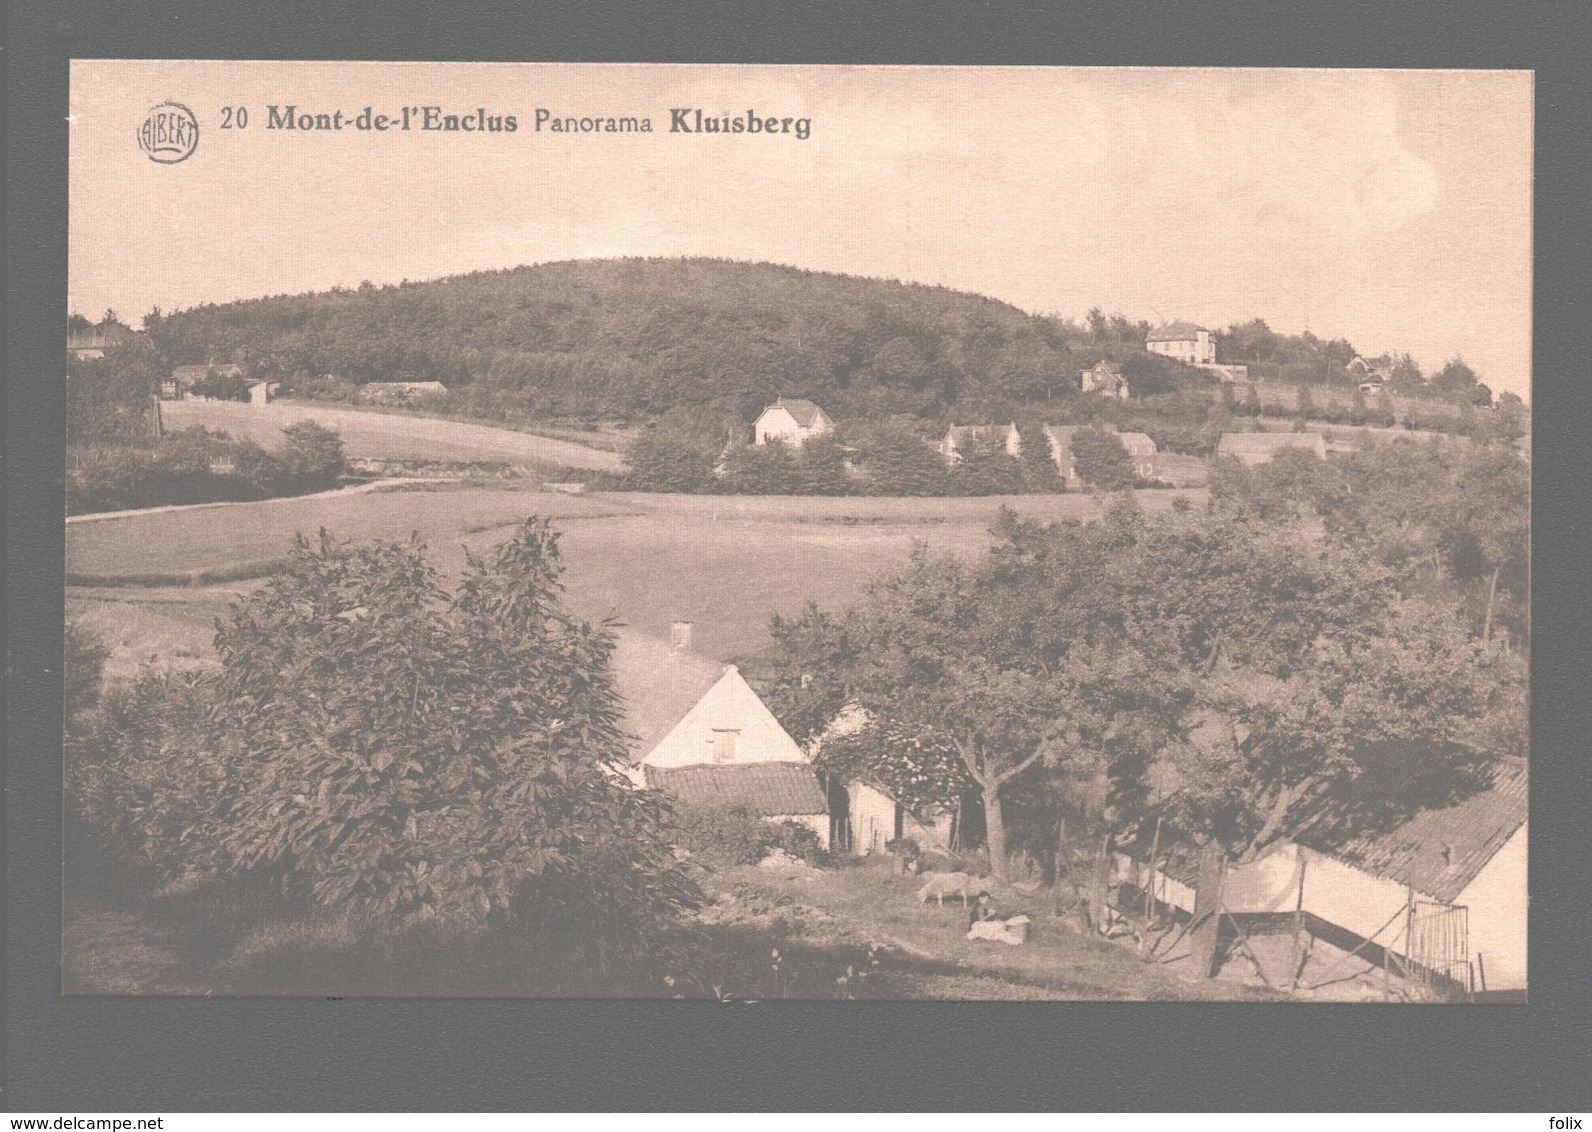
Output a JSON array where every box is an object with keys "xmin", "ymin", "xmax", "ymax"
[{"xmin": 145, "ymin": 258, "xmax": 1096, "ymax": 423}]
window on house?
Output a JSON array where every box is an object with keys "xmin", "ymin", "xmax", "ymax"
[{"xmin": 710, "ymin": 729, "xmax": 739, "ymax": 762}]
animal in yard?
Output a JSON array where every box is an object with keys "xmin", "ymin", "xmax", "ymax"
[{"xmin": 916, "ymin": 871, "xmax": 975, "ymax": 906}]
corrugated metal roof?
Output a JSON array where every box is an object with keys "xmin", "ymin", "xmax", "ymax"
[
  {"xmin": 1297, "ymin": 761, "xmax": 1527, "ymax": 903},
  {"xmin": 644, "ymin": 762, "xmax": 828, "ymax": 816}
]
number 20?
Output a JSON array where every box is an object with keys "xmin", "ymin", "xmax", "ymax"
[{"xmin": 220, "ymin": 106, "xmax": 248, "ymax": 129}]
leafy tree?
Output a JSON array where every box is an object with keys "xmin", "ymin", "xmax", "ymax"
[
  {"xmin": 277, "ymin": 421, "xmax": 346, "ymax": 491},
  {"xmin": 848, "ymin": 418, "xmax": 948, "ymax": 496},
  {"xmin": 793, "ymin": 435, "xmax": 852, "ymax": 495},
  {"xmin": 950, "ymin": 434, "xmax": 1025, "ymax": 496},
  {"xmin": 67, "ymin": 337, "xmax": 162, "ymax": 445},
  {"xmin": 197, "ymin": 520, "xmax": 702, "ymax": 955},
  {"xmin": 624, "ymin": 430, "xmax": 717, "ymax": 493},
  {"xmin": 1016, "ymin": 419, "xmax": 1062, "ymax": 492},
  {"xmin": 1430, "ymin": 357, "xmax": 1482, "ymax": 404},
  {"xmin": 721, "ymin": 439, "xmax": 801, "ymax": 494},
  {"xmin": 1067, "ymin": 426, "xmax": 1136, "ymax": 489}
]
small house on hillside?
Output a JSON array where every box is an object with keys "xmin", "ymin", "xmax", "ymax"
[
  {"xmin": 753, "ymin": 398, "xmax": 833, "ymax": 447},
  {"xmin": 1045, "ymin": 426, "xmax": 1159, "ymax": 486},
  {"xmin": 359, "ymin": 381, "xmax": 449, "ymax": 406},
  {"xmin": 639, "ymin": 662, "xmax": 829, "ymax": 846},
  {"xmin": 941, "ymin": 423, "xmax": 1021, "ymax": 465},
  {"xmin": 246, "ymin": 379, "xmax": 281, "ymax": 405},
  {"xmin": 1080, "ymin": 360, "xmax": 1130, "ymax": 399},
  {"xmin": 1146, "ymin": 322, "xmax": 1217, "ymax": 366},
  {"xmin": 1216, "ymin": 431, "xmax": 1328, "ymax": 466}
]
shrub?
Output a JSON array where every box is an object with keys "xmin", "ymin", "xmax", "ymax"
[
  {"xmin": 75, "ymin": 520, "xmax": 703, "ymax": 964},
  {"xmin": 277, "ymin": 421, "xmax": 346, "ymax": 491},
  {"xmin": 1068, "ymin": 426, "xmax": 1137, "ymax": 489},
  {"xmin": 674, "ymin": 805, "xmax": 827, "ymax": 868}
]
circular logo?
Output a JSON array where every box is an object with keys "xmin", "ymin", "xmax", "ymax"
[{"xmin": 137, "ymin": 101, "xmax": 200, "ymax": 164}]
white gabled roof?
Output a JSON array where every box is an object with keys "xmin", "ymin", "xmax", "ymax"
[{"xmin": 641, "ymin": 664, "xmax": 808, "ymax": 768}]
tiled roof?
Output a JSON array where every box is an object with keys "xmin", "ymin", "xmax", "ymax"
[
  {"xmin": 1297, "ymin": 761, "xmax": 1527, "ymax": 903},
  {"xmin": 1087, "ymin": 361, "xmax": 1124, "ymax": 374},
  {"xmin": 1116, "ymin": 431, "xmax": 1157, "ymax": 455},
  {"xmin": 1146, "ymin": 321, "xmax": 1209, "ymax": 343},
  {"xmin": 644, "ymin": 762, "xmax": 828, "ymax": 816},
  {"xmin": 770, "ymin": 398, "xmax": 823, "ymax": 428}
]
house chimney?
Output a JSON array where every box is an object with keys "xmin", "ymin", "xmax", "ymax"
[{"xmin": 670, "ymin": 621, "xmax": 693, "ymax": 652}]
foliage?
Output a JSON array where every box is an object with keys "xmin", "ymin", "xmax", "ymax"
[
  {"xmin": 277, "ymin": 421, "xmax": 347, "ymax": 491},
  {"xmin": 67, "ymin": 337, "xmax": 161, "ymax": 444},
  {"xmin": 1067, "ymin": 426, "xmax": 1137, "ymax": 489},
  {"xmin": 66, "ymin": 424, "xmax": 344, "ymax": 514},
  {"xmin": 144, "ymin": 258, "xmax": 1086, "ymax": 422},
  {"xmin": 78, "ymin": 520, "xmax": 704, "ymax": 959},
  {"xmin": 673, "ymin": 805, "xmax": 826, "ymax": 867}
]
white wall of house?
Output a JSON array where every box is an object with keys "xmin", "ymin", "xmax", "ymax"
[
  {"xmin": 1454, "ymin": 823, "xmax": 1527, "ymax": 991},
  {"xmin": 847, "ymin": 781, "xmax": 955, "ymax": 855},
  {"xmin": 754, "ymin": 405, "xmax": 831, "ymax": 446},
  {"xmin": 642, "ymin": 666, "xmax": 809, "ymax": 769}
]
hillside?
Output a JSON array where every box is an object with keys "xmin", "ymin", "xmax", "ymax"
[{"xmin": 146, "ymin": 258, "xmax": 1089, "ymax": 423}]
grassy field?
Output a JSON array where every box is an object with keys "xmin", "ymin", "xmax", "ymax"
[
  {"xmin": 69, "ymin": 486, "xmax": 1206, "ymax": 673},
  {"xmin": 161, "ymin": 399, "xmax": 626, "ymax": 472},
  {"xmin": 62, "ymin": 854, "xmax": 1263, "ymax": 1000}
]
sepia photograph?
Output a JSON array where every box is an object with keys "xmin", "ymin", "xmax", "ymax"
[{"xmin": 62, "ymin": 62, "xmax": 1530, "ymax": 1004}]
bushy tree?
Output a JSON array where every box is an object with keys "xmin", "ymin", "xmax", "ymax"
[
  {"xmin": 68, "ymin": 337, "xmax": 162, "ymax": 445},
  {"xmin": 277, "ymin": 421, "xmax": 346, "ymax": 491},
  {"xmin": 949, "ymin": 434, "xmax": 1025, "ymax": 496},
  {"xmin": 83, "ymin": 520, "xmax": 702, "ymax": 966},
  {"xmin": 848, "ymin": 418, "xmax": 948, "ymax": 496},
  {"xmin": 1068, "ymin": 426, "xmax": 1137, "ymax": 489}
]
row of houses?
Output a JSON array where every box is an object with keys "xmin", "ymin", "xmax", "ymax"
[
  {"xmin": 940, "ymin": 422, "xmax": 1161, "ymax": 483},
  {"xmin": 617, "ymin": 626, "xmax": 1526, "ymax": 994}
]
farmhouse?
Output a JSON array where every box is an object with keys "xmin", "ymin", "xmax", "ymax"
[
  {"xmin": 1146, "ymin": 322, "xmax": 1217, "ymax": 366},
  {"xmin": 941, "ymin": 423, "xmax": 1021, "ymax": 464},
  {"xmin": 1114, "ymin": 761, "xmax": 1527, "ymax": 995},
  {"xmin": 246, "ymin": 379, "xmax": 281, "ymax": 405},
  {"xmin": 1080, "ymin": 360, "xmax": 1130, "ymax": 399},
  {"xmin": 359, "ymin": 380, "xmax": 449, "ymax": 406},
  {"xmin": 164, "ymin": 363, "xmax": 245, "ymax": 400},
  {"xmin": 753, "ymin": 397, "xmax": 833, "ymax": 447},
  {"xmin": 1045, "ymin": 425, "xmax": 1159, "ymax": 486},
  {"xmin": 1216, "ymin": 431, "xmax": 1328, "ymax": 465},
  {"xmin": 638, "ymin": 660, "xmax": 829, "ymax": 846}
]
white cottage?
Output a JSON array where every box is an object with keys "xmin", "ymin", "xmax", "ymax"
[
  {"xmin": 640, "ymin": 664, "xmax": 829, "ymax": 845},
  {"xmin": 753, "ymin": 398, "xmax": 834, "ymax": 447}
]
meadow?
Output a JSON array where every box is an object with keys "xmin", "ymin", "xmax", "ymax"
[
  {"xmin": 68, "ymin": 486, "xmax": 1206, "ymax": 674},
  {"xmin": 160, "ymin": 398, "xmax": 626, "ymax": 472}
]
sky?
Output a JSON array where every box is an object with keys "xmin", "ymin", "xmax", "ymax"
[{"xmin": 70, "ymin": 64, "xmax": 1532, "ymax": 397}]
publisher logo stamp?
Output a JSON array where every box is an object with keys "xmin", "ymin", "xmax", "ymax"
[{"xmin": 137, "ymin": 101, "xmax": 200, "ymax": 164}]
